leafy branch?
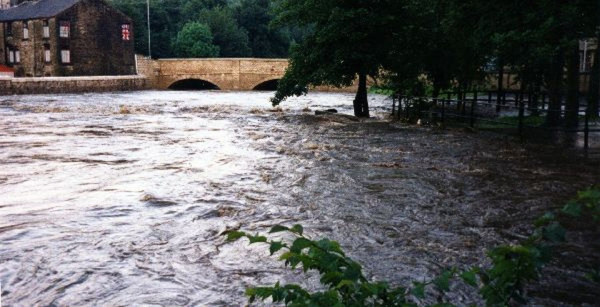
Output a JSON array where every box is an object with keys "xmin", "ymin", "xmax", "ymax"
[{"xmin": 225, "ymin": 186, "xmax": 600, "ymax": 306}]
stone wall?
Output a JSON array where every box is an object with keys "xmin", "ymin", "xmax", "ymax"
[
  {"xmin": 0, "ymin": 75, "xmax": 147, "ymax": 95},
  {"xmin": 156, "ymin": 58, "xmax": 290, "ymax": 90},
  {"xmin": 135, "ymin": 55, "xmax": 160, "ymax": 89},
  {"xmin": 56, "ymin": 0, "xmax": 136, "ymax": 76}
]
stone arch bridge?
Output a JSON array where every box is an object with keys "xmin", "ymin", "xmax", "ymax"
[
  {"xmin": 138, "ymin": 57, "xmax": 289, "ymax": 91},
  {"xmin": 136, "ymin": 57, "xmax": 357, "ymax": 92}
]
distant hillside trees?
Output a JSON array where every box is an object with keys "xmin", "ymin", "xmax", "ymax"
[{"xmin": 109, "ymin": 0, "xmax": 302, "ymax": 58}]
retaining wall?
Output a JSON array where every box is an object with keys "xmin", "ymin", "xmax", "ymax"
[
  {"xmin": 0, "ymin": 75, "xmax": 147, "ymax": 95},
  {"xmin": 136, "ymin": 55, "xmax": 160, "ymax": 89}
]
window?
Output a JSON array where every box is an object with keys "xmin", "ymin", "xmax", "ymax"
[
  {"xmin": 43, "ymin": 20, "xmax": 49, "ymax": 38},
  {"xmin": 44, "ymin": 45, "xmax": 51, "ymax": 63},
  {"xmin": 5, "ymin": 22, "xmax": 12, "ymax": 36},
  {"xmin": 61, "ymin": 49, "xmax": 70, "ymax": 64},
  {"xmin": 59, "ymin": 21, "xmax": 70, "ymax": 38},
  {"xmin": 6, "ymin": 47, "xmax": 18, "ymax": 64},
  {"xmin": 7, "ymin": 48, "xmax": 14, "ymax": 63},
  {"xmin": 121, "ymin": 24, "xmax": 131, "ymax": 41},
  {"xmin": 23, "ymin": 21, "xmax": 29, "ymax": 39}
]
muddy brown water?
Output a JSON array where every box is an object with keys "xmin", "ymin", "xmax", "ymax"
[{"xmin": 0, "ymin": 91, "xmax": 598, "ymax": 306}]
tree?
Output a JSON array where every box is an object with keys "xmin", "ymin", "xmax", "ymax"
[
  {"xmin": 172, "ymin": 22, "xmax": 220, "ymax": 57},
  {"xmin": 198, "ymin": 7, "xmax": 252, "ymax": 57},
  {"xmin": 236, "ymin": 0, "xmax": 290, "ymax": 58},
  {"xmin": 181, "ymin": 0, "xmax": 228, "ymax": 22},
  {"xmin": 271, "ymin": 0, "xmax": 397, "ymax": 117},
  {"xmin": 587, "ymin": 1, "xmax": 600, "ymax": 118},
  {"xmin": 471, "ymin": 0, "xmax": 596, "ymax": 127}
]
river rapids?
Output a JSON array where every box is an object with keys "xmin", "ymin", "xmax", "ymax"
[{"xmin": 0, "ymin": 91, "xmax": 598, "ymax": 306}]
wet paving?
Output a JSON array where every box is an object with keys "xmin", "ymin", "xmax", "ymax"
[{"xmin": 0, "ymin": 91, "xmax": 598, "ymax": 306}]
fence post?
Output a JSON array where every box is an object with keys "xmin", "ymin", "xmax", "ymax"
[
  {"xmin": 405, "ymin": 96, "xmax": 410, "ymax": 120},
  {"xmin": 518, "ymin": 93, "xmax": 525, "ymax": 142},
  {"xmin": 470, "ymin": 89, "xmax": 477, "ymax": 127},
  {"xmin": 585, "ymin": 109, "xmax": 590, "ymax": 152},
  {"xmin": 442, "ymin": 98, "xmax": 446, "ymax": 124},
  {"xmin": 496, "ymin": 89, "xmax": 502, "ymax": 113},
  {"xmin": 541, "ymin": 93, "xmax": 546, "ymax": 110},
  {"xmin": 397, "ymin": 95, "xmax": 403, "ymax": 120},
  {"xmin": 392, "ymin": 96, "xmax": 396, "ymax": 117},
  {"xmin": 433, "ymin": 97, "xmax": 438, "ymax": 123},
  {"xmin": 417, "ymin": 97, "xmax": 422, "ymax": 121}
]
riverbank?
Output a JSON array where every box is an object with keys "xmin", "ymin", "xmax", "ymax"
[{"xmin": 0, "ymin": 75, "xmax": 147, "ymax": 95}]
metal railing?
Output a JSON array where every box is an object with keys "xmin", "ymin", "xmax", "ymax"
[{"xmin": 390, "ymin": 90, "xmax": 600, "ymax": 152}]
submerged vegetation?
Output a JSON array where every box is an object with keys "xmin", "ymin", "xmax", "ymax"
[{"xmin": 226, "ymin": 187, "xmax": 600, "ymax": 306}]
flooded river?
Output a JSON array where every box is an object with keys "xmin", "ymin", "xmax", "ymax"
[{"xmin": 0, "ymin": 91, "xmax": 598, "ymax": 306}]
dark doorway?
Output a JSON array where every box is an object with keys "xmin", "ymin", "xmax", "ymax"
[
  {"xmin": 169, "ymin": 79, "xmax": 220, "ymax": 90},
  {"xmin": 253, "ymin": 79, "xmax": 279, "ymax": 91}
]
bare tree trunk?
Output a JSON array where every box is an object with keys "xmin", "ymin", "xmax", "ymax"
[
  {"xmin": 547, "ymin": 51, "xmax": 565, "ymax": 127},
  {"xmin": 565, "ymin": 42, "xmax": 580, "ymax": 128},
  {"xmin": 353, "ymin": 72, "xmax": 369, "ymax": 117}
]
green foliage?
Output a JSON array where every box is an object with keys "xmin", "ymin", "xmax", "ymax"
[
  {"xmin": 570, "ymin": 188, "xmax": 600, "ymax": 221},
  {"xmin": 181, "ymin": 0, "xmax": 227, "ymax": 22},
  {"xmin": 270, "ymin": 0, "xmax": 397, "ymax": 116},
  {"xmin": 235, "ymin": 0, "xmax": 292, "ymax": 58},
  {"xmin": 172, "ymin": 22, "xmax": 220, "ymax": 58},
  {"xmin": 226, "ymin": 224, "xmax": 413, "ymax": 306},
  {"xmin": 368, "ymin": 86, "xmax": 395, "ymax": 96},
  {"xmin": 109, "ymin": 0, "xmax": 299, "ymax": 58},
  {"xmin": 198, "ymin": 7, "xmax": 252, "ymax": 57},
  {"xmin": 225, "ymin": 187, "xmax": 600, "ymax": 306}
]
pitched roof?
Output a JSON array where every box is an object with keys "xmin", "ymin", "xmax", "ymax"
[{"xmin": 0, "ymin": 0, "xmax": 82, "ymax": 22}]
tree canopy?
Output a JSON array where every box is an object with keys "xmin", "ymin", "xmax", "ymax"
[
  {"xmin": 110, "ymin": 0, "xmax": 301, "ymax": 59},
  {"xmin": 172, "ymin": 22, "xmax": 220, "ymax": 57},
  {"xmin": 198, "ymin": 7, "xmax": 252, "ymax": 57},
  {"xmin": 271, "ymin": 0, "xmax": 599, "ymax": 120},
  {"xmin": 271, "ymin": 0, "xmax": 397, "ymax": 117}
]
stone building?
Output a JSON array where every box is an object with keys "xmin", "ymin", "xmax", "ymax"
[{"xmin": 0, "ymin": 0, "xmax": 135, "ymax": 77}]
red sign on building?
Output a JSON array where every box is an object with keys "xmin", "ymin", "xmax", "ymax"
[{"xmin": 121, "ymin": 24, "xmax": 130, "ymax": 41}]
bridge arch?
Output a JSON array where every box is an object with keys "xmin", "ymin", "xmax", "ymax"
[
  {"xmin": 252, "ymin": 79, "xmax": 280, "ymax": 91},
  {"xmin": 168, "ymin": 78, "xmax": 221, "ymax": 90}
]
